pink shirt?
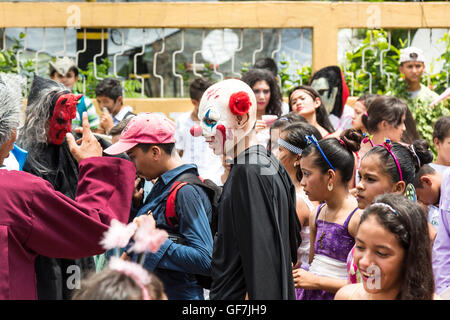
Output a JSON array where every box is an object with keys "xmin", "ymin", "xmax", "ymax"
[{"xmin": 0, "ymin": 157, "xmax": 135, "ymax": 299}]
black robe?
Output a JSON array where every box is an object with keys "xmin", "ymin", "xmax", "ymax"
[{"xmin": 210, "ymin": 144, "xmax": 301, "ymax": 300}]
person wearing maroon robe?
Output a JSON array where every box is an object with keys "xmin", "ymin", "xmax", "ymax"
[{"xmin": 0, "ymin": 74, "xmax": 135, "ymax": 299}]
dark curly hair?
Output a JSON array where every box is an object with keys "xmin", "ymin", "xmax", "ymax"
[
  {"xmin": 359, "ymin": 193, "xmax": 434, "ymax": 300},
  {"xmin": 241, "ymin": 68, "xmax": 282, "ymax": 117}
]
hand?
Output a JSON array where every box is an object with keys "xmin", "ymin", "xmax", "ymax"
[
  {"xmin": 120, "ymin": 251, "xmax": 130, "ymax": 261},
  {"xmin": 66, "ymin": 112, "xmax": 102, "ymax": 162},
  {"xmin": 255, "ymin": 119, "xmax": 267, "ymax": 133},
  {"xmin": 292, "ymin": 268, "xmax": 318, "ymax": 290},
  {"xmin": 100, "ymin": 107, "xmax": 114, "ymax": 133},
  {"xmin": 133, "ymin": 214, "xmax": 156, "ymax": 229},
  {"xmin": 133, "ymin": 177, "xmax": 144, "ymax": 208}
]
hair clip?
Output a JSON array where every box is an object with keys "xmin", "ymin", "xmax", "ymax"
[
  {"xmin": 377, "ymin": 139, "xmax": 403, "ymax": 182},
  {"xmin": 305, "ymin": 135, "xmax": 335, "ymax": 171},
  {"xmin": 370, "ymin": 202, "xmax": 398, "ymax": 215},
  {"xmin": 339, "ymin": 138, "xmax": 347, "ymax": 148},
  {"xmin": 278, "ymin": 138, "xmax": 303, "ymax": 155},
  {"xmin": 410, "ymin": 144, "xmax": 421, "ymax": 168},
  {"xmin": 362, "ymin": 132, "xmax": 375, "ymax": 147}
]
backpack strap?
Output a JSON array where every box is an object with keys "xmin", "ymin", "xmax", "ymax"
[{"xmin": 165, "ymin": 181, "xmax": 189, "ymax": 229}]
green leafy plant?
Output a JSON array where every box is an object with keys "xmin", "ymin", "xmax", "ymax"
[
  {"xmin": 72, "ymin": 58, "xmax": 145, "ymax": 98},
  {"xmin": 342, "ymin": 29, "xmax": 450, "ymax": 157},
  {"xmin": 0, "ymin": 33, "xmax": 36, "ymax": 91}
]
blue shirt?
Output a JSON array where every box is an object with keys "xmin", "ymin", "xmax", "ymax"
[{"xmin": 134, "ymin": 164, "xmax": 213, "ymax": 300}]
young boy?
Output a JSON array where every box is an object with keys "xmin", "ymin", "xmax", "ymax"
[
  {"xmin": 49, "ymin": 57, "xmax": 101, "ymax": 132},
  {"xmin": 414, "ymin": 164, "xmax": 443, "ymax": 228},
  {"xmin": 174, "ymin": 78, "xmax": 224, "ymax": 185},
  {"xmin": 95, "ymin": 78, "xmax": 135, "ymax": 134},
  {"xmin": 398, "ymin": 47, "xmax": 439, "ymax": 105}
]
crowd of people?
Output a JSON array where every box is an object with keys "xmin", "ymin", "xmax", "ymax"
[{"xmin": 0, "ymin": 45, "xmax": 449, "ymax": 300}]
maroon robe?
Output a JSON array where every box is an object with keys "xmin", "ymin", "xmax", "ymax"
[{"xmin": 0, "ymin": 157, "xmax": 135, "ymax": 299}]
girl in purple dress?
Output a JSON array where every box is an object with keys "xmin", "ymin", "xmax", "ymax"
[{"xmin": 294, "ymin": 129, "xmax": 363, "ymax": 300}]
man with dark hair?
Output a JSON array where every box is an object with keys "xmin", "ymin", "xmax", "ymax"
[
  {"xmin": 104, "ymin": 113, "xmax": 213, "ymax": 300},
  {"xmin": 175, "ymin": 78, "xmax": 223, "ymax": 185},
  {"xmin": 95, "ymin": 78, "xmax": 135, "ymax": 134},
  {"xmin": 309, "ymin": 65, "xmax": 354, "ymax": 132}
]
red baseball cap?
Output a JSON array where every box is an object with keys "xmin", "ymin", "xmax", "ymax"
[{"xmin": 104, "ymin": 112, "xmax": 176, "ymax": 155}]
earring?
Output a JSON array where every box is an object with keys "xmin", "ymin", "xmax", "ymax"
[
  {"xmin": 294, "ymin": 162, "xmax": 297, "ymax": 168},
  {"xmin": 327, "ymin": 183, "xmax": 333, "ymax": 191}
]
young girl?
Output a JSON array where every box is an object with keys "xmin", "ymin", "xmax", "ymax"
[
  {"xmin": 72, "ymin": 258, "xmax": 167, "ymax": 300},
  {"xmin": 335, "ymin": 193, "xmax": 437, "ymax": 300},
  {"xmin": 288, "ymin": 85, "xmax": 336, "ymax": 139},
  {"xmin": 348, "ymin": 139, "xmax": 434, "ymax": 284},
  {"xmin": 274, "ymin": 122, "xmax": 322, "ymax": 270},
  {"xmin": 351, "ymin": 94, "xmax": 379, "ymax": 133},
  {"xmin": 295, "ymin": 129, "xmax": 363, "ymax": 300},
  {"xmin": 359, "ymin": 95, "xmax": 407, "ymax": 158},
  {"xmin": 241, "ymin": 68, "xmax": 282, "ymax": 146}
]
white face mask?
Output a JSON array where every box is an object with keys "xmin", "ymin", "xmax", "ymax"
[
  {"xmin": 196, "ymin": 79, "xmax": 257, "ymax": 156},
  {"xmin": 310, "ymin": 77, "xmax": 338, "ymax": 115}
]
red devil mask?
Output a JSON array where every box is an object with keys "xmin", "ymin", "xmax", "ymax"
[{"xmin": 48, "ymin": 93, "xmax": 82, "ymax": 145}]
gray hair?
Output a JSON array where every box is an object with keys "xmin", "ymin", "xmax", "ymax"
[
  {"xmin": 17, "ymin": 80, "xmax": 67, "ymax": 175},
  {"xmin": 0, "ymin": 73, "xmax": 24, "ymax": 145}
]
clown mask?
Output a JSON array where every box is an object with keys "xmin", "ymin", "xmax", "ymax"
[
  {"xmin": 192, "ymin": 79, "xmax": 256, "ymax": 156},
  {"xmin": 48, "ymin": 93, "xmax": 81, "ymax": 145}
]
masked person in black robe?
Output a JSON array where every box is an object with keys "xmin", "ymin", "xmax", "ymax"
[
  {"xmin": 192, "ymin": 79, "xmax": 301, "ymax": 299},
  {"xmin": 17, "ymin": 76, "xmax": 119, "ymax": 299}
]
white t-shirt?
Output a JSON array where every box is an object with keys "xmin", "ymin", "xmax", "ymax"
[
  {"xmin": 430, "ymin": 163, "xmax": 449, "ymax": 175},
  {"xmin": 174, "ymin": 112, "xmax": 224, "ymax": 186}
]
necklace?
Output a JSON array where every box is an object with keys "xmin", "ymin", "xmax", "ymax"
[{"xmin": 317, "ymin": 204, "xmax": 328, "ymax": 249}]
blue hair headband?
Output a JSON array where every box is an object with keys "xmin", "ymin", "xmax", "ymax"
[
  {"xmin": 305, "ymin": 135, "xmax": 335, "ymax": 171},
  {"xmin": 278, "ymin": 138, "xmax": 303, "ymax": 155}
]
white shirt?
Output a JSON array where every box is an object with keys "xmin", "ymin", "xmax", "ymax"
[
  {"xmin": 113, "ymin": 105, "xmax": 135, "ymax": 125},
  {"xmin": 329, "ymin": 104, "xmax": 354, "ymax": 132},
  {"xmin": 174, "ymin": 112, "xmax": 224, "ymax": 186},
  {"xmin": 430, "ymin": 163, "xmax": 449, "ymax": 175}
]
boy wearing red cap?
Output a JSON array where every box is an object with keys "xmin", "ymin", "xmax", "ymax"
[{"xmin": 104, "ymin": 113, "xmax": 213, "ymax": 300}]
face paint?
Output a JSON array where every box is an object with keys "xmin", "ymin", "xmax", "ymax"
[
  {"xmin": 48, "ymin": 93, "xmax": 82, "ymax": 145},
  {"xmin": 196, "ymin": 79, "xmax": 257, "ymax": 156}
]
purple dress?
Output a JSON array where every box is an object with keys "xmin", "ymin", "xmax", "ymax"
[{"xmin": 296, "ymin": 204, "xmax": 357, "ymax": 300}]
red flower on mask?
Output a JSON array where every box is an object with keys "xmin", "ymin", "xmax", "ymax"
[
  {"xmin": 48, "ymin": 93, "xmax": 82, "ymax": 145},
  {"xmin": 228, "ymin": 91, "xmax": 251, "ymax": 116}
]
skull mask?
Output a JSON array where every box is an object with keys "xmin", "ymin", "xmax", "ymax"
[{"xmin": 192, "ymin": 79, "xmax": 256, "ymax": 156}]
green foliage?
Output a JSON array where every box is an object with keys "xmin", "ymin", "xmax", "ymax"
[
  {"xmin": 0, "ymin": 33, "xmax": 35, "ymax": 90},
  {"xmin": 278, "ymin": 54, "xmax": 312, "ymax": 96},
  {"xmin": 73, "ymin": 58, "xmax": 145, "ymax": 98},
  {"xmin": 341, "ymin": 29, "xmax": 450, "ymax": 157}
]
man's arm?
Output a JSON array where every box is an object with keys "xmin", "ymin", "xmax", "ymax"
[
  {"xmin": 25, "ymin": 157, "xmax": 135, "ymax": 259},
  {"xmin": 143, "ymin": 185, "xmax": 213, "ymax": 275}
]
